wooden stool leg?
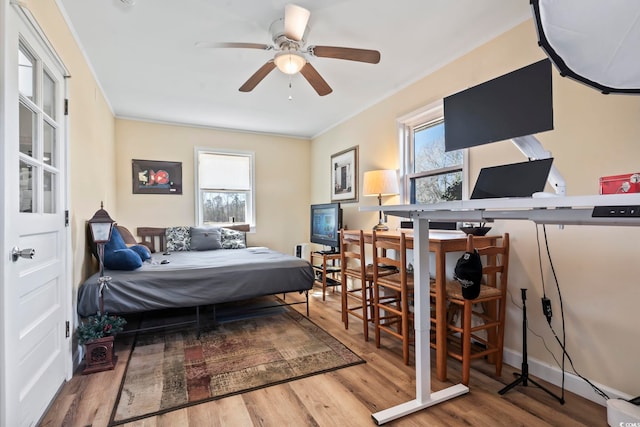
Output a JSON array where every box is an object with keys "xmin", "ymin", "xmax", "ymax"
[
  {"xmin": 374, "ymin": 283, "xmax": 381, "ymax": 349},
  {"xmin": 361, "ymin": 279, "xmax": 369, "ymax": 341}
]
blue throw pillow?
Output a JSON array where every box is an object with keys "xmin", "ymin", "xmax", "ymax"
[
  {"xmin": 104, "ymin": 227, "xmax": 127, "ymax": 252},
  {"xmin": 129, "ymin": 244, "xmax": 151, "ymax": 261},
  {"xmin": 104, "ymin": 248, "xmax": 143, "ymax": 270},
  {"xmin": 102, "ymin": 227, "xmax": 142, "ymax": 270}
]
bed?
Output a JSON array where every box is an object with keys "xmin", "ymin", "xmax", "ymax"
[{"xmin": 77, "ymin": 226, "xmax": 315, "ymax": 322}]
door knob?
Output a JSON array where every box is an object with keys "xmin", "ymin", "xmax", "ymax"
[{"xmin": 11, "ymin": 247, "xmax": 35, "ymax": 262}]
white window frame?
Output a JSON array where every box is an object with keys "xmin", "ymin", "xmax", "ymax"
[
  {"xmin": 194, "ymin": 147, "xmax": 256, "ymax": 231},
  {"xmin": 397, "ymin": 100, "xmax": 469, "ymax": 204}
]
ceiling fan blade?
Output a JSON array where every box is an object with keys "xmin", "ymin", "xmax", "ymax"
[
  {"xmin": 195, "ymin": 41, "xmax": 271, "ymax": 50},
  {"xmin": 309, "ymin": 46, "xmax": 381, "ymax": 64},
  {"xmin": 239, "ymin": 61, "xmax": 277, "ymax": 92},
  {"xmin": 300, "ymin": 63, "xmax": 332, "ymax": 96},
  {"xmin": 284, "ymin": 4, "xmax": 310, "ymax": 41}
]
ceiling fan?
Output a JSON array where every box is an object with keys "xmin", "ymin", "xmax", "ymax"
[{"xmin": 196, "ymin": 4, "xmax": 381, "ymax": 96}]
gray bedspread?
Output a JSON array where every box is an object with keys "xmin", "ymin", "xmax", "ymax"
[{"xmin": 77, "ymin": 247, "xmax": 314, "ymax": 317}]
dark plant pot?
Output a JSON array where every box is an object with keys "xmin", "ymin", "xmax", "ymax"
[
  {"xmin": 82, "ymin": 335, "xmax": 117, "ymax": 375},
  {"xmin": 460, "ymin": 226, "xmax": 492, "ymax": 236}
]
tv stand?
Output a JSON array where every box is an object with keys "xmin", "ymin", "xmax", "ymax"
[
  {"xmin": 317, "ymin": 249, "xmax": 339, "ymax": 255},
  {"xmin": 310, "ymin": 251, "xmax": 341, "ymax": 301}
]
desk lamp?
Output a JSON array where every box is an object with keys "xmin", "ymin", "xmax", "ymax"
[{"xmin": 363, "ymin": 169, "xmax": 399, "ymax": 231}]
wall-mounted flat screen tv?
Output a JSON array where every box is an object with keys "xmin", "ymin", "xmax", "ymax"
[
  {"xmin": 310, "ymin": 203, "xmax": 342, "ymax": 252},
  {"xmin": 444, "ymin": 58, "xmax": 553, "ymax": 152}
]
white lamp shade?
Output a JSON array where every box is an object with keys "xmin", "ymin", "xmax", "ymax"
[
  {"xmin": 274, "ymin": 51, "xmax": 306, "ymax": 75},
  {"xmin": 363, "ymin": 169, "xmax": 399, "ymax": 196}
]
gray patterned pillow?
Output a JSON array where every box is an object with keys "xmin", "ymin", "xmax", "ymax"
[
  {"xmin": 165, "ymin": 226, "xmax": 191, "ymax": 251},
  {"xmin": 221, "ymin": 227, "xmax": 246, "ymax": 249}
]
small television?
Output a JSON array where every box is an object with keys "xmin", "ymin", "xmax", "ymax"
[
  {"xmin": 310, "ymin": 203, "xmax": 342, "ymax": 252},
  {"xmin": 443, "ymin": 58, "xmax": 553, "ymax": 152}
]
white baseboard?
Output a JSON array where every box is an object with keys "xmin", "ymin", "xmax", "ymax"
[{"xmin": 502, "ymin": 347, "xmax": 633, "ymax": 406}]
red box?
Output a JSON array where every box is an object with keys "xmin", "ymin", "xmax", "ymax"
[{"xmin": 599, "ymin": 173, "xmax": 640, "ymax": 194}]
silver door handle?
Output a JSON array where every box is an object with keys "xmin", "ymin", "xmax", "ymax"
[{"xmin": 11, "ymin": 247, "xmax": 35, "ymax": 262}]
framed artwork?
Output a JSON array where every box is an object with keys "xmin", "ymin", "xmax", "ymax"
[
  {"xmin": 331, "ymin": 146, "xmax": 358, "ymax": 203},
  {"xmin": 132, "ymin": 159, "xmax": 182, "ymax": 195}
]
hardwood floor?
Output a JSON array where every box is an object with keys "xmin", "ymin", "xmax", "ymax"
[{"xmin": 39, "ymin": 286, "xmax": 606, "ymax": 426}]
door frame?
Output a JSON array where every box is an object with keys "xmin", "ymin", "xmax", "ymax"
[{"xmin": 1, "ymin": 2, "xmax": 72, "ymax": 425}]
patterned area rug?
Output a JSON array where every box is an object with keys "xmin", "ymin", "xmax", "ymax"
[{"xmin": 109, "ymin": 308, "xmax": 364, "ymax": 425}]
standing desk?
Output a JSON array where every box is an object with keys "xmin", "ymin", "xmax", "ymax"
[
  {"xmin": 361, "ymin": 193, "xmax": 640, "ymax": 424},
  {"xmin": 362, "ymin": 230, "xmax": 498, "ymax": 382}
]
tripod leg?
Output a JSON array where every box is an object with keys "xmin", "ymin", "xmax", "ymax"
[{"xmin": 498, "ymin": 373, "xmax": 525, "ymax": 395}]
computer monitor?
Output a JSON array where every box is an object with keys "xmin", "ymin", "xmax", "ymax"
[
  {"xmin": 444, "ymin": 59, "xmax": 553, "ymax": 152},
  {"xmin": 470, "ymin": 158, "xmax": 554, "ymax": 199},
  {"xmin": 310, "ymin": 203, "xmax": 342, "ymax": 252}
]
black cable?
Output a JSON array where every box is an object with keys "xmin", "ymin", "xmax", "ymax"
[
  {"xmin": 547, "ymin": 323, "xmax": 610, "ymax": 401},
  {"xmin": 541, "ymin": 224, "xmax": 566, "ymax": 400},
  {"xmin": 539, "ymin": 224, "xmax": 610, "ymax": 401}
]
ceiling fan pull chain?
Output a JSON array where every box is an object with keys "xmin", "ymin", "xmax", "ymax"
[{"xmin": 288, "ymin": 77, "xmax": 293, "ymax": 101}]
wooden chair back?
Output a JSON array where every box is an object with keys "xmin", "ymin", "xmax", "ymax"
[{"xmin": 340, "ymin": 229, "xmax": 367, "ymax": 279}]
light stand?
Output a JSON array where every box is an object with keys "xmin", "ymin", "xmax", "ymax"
[{"xmin": 498, "ymin": 288, "xmax": 565, "ymax": 404}]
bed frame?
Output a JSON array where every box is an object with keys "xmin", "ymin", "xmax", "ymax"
[{"xmin": 129, "ymin": 225, "xmax": 311, "ymax": 337}]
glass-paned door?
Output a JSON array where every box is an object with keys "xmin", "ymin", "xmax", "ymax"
[{"xmin": 18, "ymin": 42, "xmax": 60, "ymax": 214}]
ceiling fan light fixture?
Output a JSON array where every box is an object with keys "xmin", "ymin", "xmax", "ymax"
[{"xmin": 274, "ymin": 51, "xmax": 306, "ymax": 75}]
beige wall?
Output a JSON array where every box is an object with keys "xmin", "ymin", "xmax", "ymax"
[
  {"xmin": 28, "ymin": 0, "xmax": 117, "ymax": 291},
  {"xmin": 114, "ymin": 119, "xmax": 311, "ymax": 255},
  {"xmin": 32, "ymin": 0, "xmax": 640, "ymax": 398},
  {"xmin": 312, "ymin": 20, "xmax": 640, "ymax": 397}
]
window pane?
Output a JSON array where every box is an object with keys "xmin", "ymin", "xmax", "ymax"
[
  {"xmin": 414, "ymin": 122, "xmax": 462, "ymax": 172},
  {"xmin": 19, "ymin": 102, "xmax": 35, "ymax": 157},
  {"xmin": 202, "ymin": 192, "xmax": 246, "ymax": 224},
  {"xmin": 43, "ymin": 121, "xmax": 55, "ymax": 166},
  {"xmin": 43, "ymin": 69, "xmax": 55, "ymax": 118},
  {"xmin": 18, "ymin": 47, "xmax": 35, "ymax": 100},
  {"xmin": 19, "ymin": 161, "xmax": 35, "ymax": 213},
  {"xmin": 413, "ymin": 171, "xmax": 462, "ymax": 204},
  {"xmin": 43, "ymin": 170, "xmax": 56, "ymax": 213}
]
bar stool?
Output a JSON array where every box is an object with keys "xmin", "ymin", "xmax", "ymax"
[
  {"xmin": 372, "ymin": 230, "xmax": 414, "ymax": 365},
  {"xmin": 432, "ymin": 233, "xmax": 510, "ymax": 385},
  {"xmin": 340, "ymin": 229, "xmax": 395, "ymax": 341}
]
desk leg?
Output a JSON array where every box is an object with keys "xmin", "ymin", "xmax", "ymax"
[{"xmin": 372, "ymin": 218, "xmax": 468, "ymax": 425}]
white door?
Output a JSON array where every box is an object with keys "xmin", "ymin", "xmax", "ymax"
[{"xmin": 1, "ymin": 4, "xmax": 70, "ymax": 427}]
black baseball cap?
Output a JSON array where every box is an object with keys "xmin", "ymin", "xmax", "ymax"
[{"xmin": 454, "ymin": 250, "xmax": 482, "ymax": 300}]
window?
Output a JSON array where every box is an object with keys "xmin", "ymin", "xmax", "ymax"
[
  {"xmin": 195, "ymin": 149, "xmax": 255, "ymax": 228},
  {"xmin": 18, "ymin": 41, "xmax": 61, "ymax": 214},
  {"xmin": 398, "ymin": 101, "xmax": 467, "ymax": 204}
]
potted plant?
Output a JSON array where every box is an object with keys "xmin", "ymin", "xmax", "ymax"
[{"xmin": 76, "ymin": 313, "xmax": 126, "ymax": 374}]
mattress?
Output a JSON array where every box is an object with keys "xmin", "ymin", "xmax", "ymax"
[{"xmin": 77, "ymin": 247, "xmax": 314, "ymax": 317}]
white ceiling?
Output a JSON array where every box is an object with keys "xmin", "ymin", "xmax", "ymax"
[{"xmin": 57, "ymin": 0, "xmax": 532, "ymax": 139}]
